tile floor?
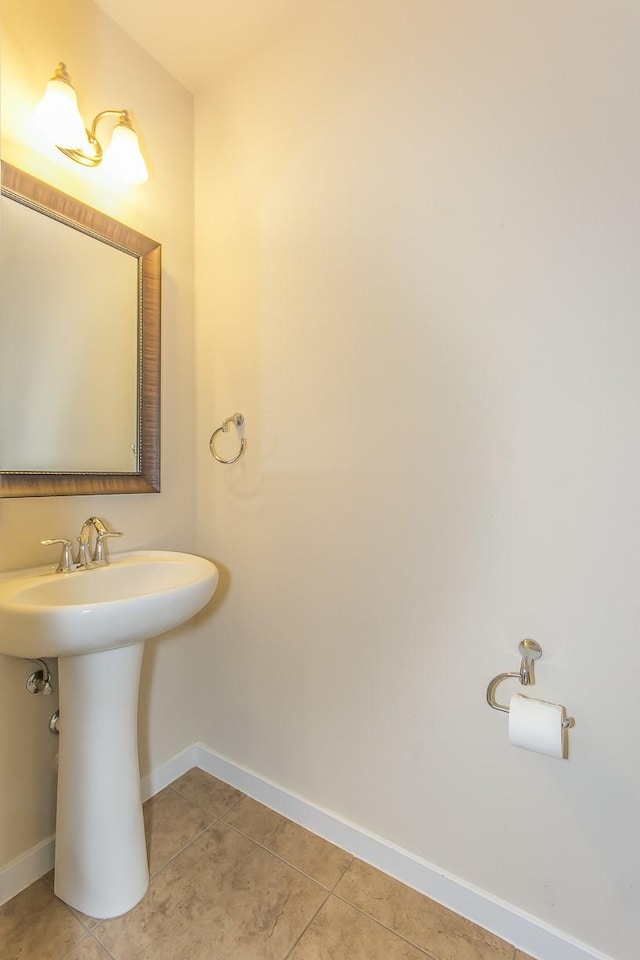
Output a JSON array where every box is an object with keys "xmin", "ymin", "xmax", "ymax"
[{"xmin": 0, "ymin": 768, "xmax": 535, "ymax": 960}]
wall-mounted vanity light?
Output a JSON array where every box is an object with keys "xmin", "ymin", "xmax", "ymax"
[{"xmin": 35, "ymin": 63, "xmax": 148, "ymax": 185}]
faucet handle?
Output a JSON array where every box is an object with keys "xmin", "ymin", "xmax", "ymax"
[
  {"xmin": 41, "ymin": 538, "xmax": 74, "ymax": 573},
  {"xmin": 93, "ymin": 529, "xmax": 123, "ymax": 563}
]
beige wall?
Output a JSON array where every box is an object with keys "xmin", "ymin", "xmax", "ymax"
[
  {"xmin": 193, "ymin": 3, "xmax": 639, "ymax": 959},
  {"xmin": 0, "ymin": 0, "xmax": 196, "ymax": 866}
]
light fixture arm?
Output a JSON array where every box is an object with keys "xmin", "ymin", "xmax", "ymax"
[{"xmin": 57, "ymin": 109, "xmax": 130, "ymax": 168}]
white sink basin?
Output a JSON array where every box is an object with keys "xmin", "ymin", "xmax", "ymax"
[
  {"xmin": 0, "ymin": 548, "xmax": 219, "ymax": 920},
  {"xmin": 0, "ymin": 550, "xmax": 218, "ymax": 658}
]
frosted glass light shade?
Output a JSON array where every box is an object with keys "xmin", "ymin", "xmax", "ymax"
[
  {"xmin": 35, "ymin": 77, "xmax": 87, "ymax": 149},
  {"xmin": 102, "ymin": 123, "xmax": 148, "ymax": 185}
]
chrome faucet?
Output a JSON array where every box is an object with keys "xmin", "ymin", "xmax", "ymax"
[
  {"xmin": 77, "ymin": 516, "xmax": 106, "ymax": 567},
  {"xmin": 41, "ymin": 517, "xmax": 123, "ymax": 572}
]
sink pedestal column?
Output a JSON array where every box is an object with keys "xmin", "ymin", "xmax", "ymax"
[{"xmin": 54, "ymin": 642, "xmax": 149, "ymax": 919}]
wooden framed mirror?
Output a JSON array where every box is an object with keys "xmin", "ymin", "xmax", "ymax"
[{"xmin": 0, "ymin": 162, "xmax": 160, "ymax": 496}]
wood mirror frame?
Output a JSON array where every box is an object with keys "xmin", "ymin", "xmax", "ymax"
[{"xmin": 0, "ymin": 162, "xmax": 160, "ymax": 497}]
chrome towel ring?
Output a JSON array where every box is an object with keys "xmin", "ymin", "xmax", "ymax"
[{"xmin": 209, "ymin": 413, "xmax": 246, "ymax": 464}]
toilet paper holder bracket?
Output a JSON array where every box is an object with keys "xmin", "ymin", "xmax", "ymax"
[{"xmin": 486, "ymin": 639, "xmax": 571, "ymax": 728}]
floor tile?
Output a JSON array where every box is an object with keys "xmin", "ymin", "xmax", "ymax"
[
  {"xmin": 63, "ymin": 938, "xmax": 114, "ymax": 960},
  {"xmin": 95, "ymin": 820, "xmax": 328, "ymax": 960},
  {"xmin": 4, "ymin": 770, "xmax": 520, "ymax": 960},
  {"xmin": 170, "ymin": 767, "xmax": 245, "ymax": 818},
  {"xmin": 223, "ymin": 796, "xmax": 352, "ymax": 888},
  {"xmin": 143, "ymin": 786, "xmax": 213, "ymax": 875},
  {"xmin": 288, "ymin": 894, "xmax": 428, "ymax": 959},
  {"xmin": 335, "ymin": 860, "xmax": 513, "ymax": 960},
  {"xmin": 42, "ymin": 870, "xmax": 101, "ymax": 930},
  {"xmin": 0, "ymin": 879, "xmax": 86, "ymax": 960}
]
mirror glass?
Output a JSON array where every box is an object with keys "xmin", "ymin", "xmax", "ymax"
[{"xmin": 0, "ymin": 162, "xmax": 160, "ymax": 497}]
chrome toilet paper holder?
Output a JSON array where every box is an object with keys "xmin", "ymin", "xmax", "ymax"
[{"xmin": 486, "ymin": 639, "xmax": 572, "ymax": 728}]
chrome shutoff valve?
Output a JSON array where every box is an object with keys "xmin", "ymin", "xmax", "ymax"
[{"xmin": 26, "ymin": 659, "xmax": 53, "ymax": 695}]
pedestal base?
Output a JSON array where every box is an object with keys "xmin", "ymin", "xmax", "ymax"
[{"xmin": 54, "ymin": 642, "xmax": 148, "ymax": 919}]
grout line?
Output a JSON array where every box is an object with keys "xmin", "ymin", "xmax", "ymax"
[
  {"xmin": 58, "ymin": 930, "xmax": 91, "ymax": 960},
  {"xmin": 329, "ymin": 860, "xmax": 508, "ymax": 960},
  {"xmin": 280, "ymin": 891, "xmax": 436, "ymax": 960},
  {"xmin": 165, "ymin": 779, "xmax": 247, "ymax": 820},
  {"xmin": 39, "ymin": 870, "xmax": 104, "ymax": 936},
  {"xmin": 220, "ymin": 790, "xmax": 247, "ymax": 817},
  {"xmin": 280, "ymin": 890, "xmax": 332, "ymax": 960},
  {"xmin": 327, "ymin": 891, "xmax": 436, "ymax": 959},
  {"xmin": 86, "ymin": 932, "xmax": 120, "ymax": 960},
  {"xmin": 330, "ymin": 854, "xmax": 354, "ymax": 892},
  {"xmin": 213, "ymin": 796, "xmax": 358, "ymax": 894},
  {"xmin": 59, "ymin": 930, "xmax": 118, "ymax": 960},
  {"xmin": 163, "ymin": 782, "xmax": 221, "ymax": 817},
  {"xmin": 147, "ymin": 788, "xmax": 344, "ymax": 899},
  {"xmin": 213, "ymin": 797, "xmax": 355, "ymax": 894},
  {"xmin": 215, "ymin": 818, "xmax": 337, "ymax": 892},
  {"xmin": 122, "ymin": 780, "xmax": 252, "ymax": 891},
  {"xmin": 92, "ymin": 917, "xmax": 124, "ymax": 960},
  {"xmin": 145, "ymin": 815, "xmax": 222, "ymax": 881},
  {"xmin": 166, "ymin": 781, "xmax": 197, "ymax": 804},
  {"xmin": 142, "ymin": 784, "xmax": 233, "ymax": 880},
  {"xmin": 42, "ymin": 882, "xmax": 94, "ymax": 936}
]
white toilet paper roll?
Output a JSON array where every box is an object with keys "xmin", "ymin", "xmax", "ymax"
[{"xmin": 508, "ymin": 694, "xmax": 566, "ymax": 759}]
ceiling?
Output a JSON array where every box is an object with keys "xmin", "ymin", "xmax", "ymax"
[{"xmin": 94, "ymin": 0, "xmax": 319, "ymax": 93}]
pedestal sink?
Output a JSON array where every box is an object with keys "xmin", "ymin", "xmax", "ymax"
[{"xmin": 0, "ymin": 550, "xmax": 218, "ymax": 918}]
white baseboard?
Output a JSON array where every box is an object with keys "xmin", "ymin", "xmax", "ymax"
[
  {"xmin": 139, "ymin": 743, "xmax": 200, "ymax": 802},
  {"xmin": 1, "ymin": 741, "xmax": 612, "ymax": 960},
  {"xmin": 0, "ymin": 835, "xmax": 55, "ymax": 907},
  {"xmin": 193, "ymin": 742, "xmax": 612, "ymax": 960}
]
